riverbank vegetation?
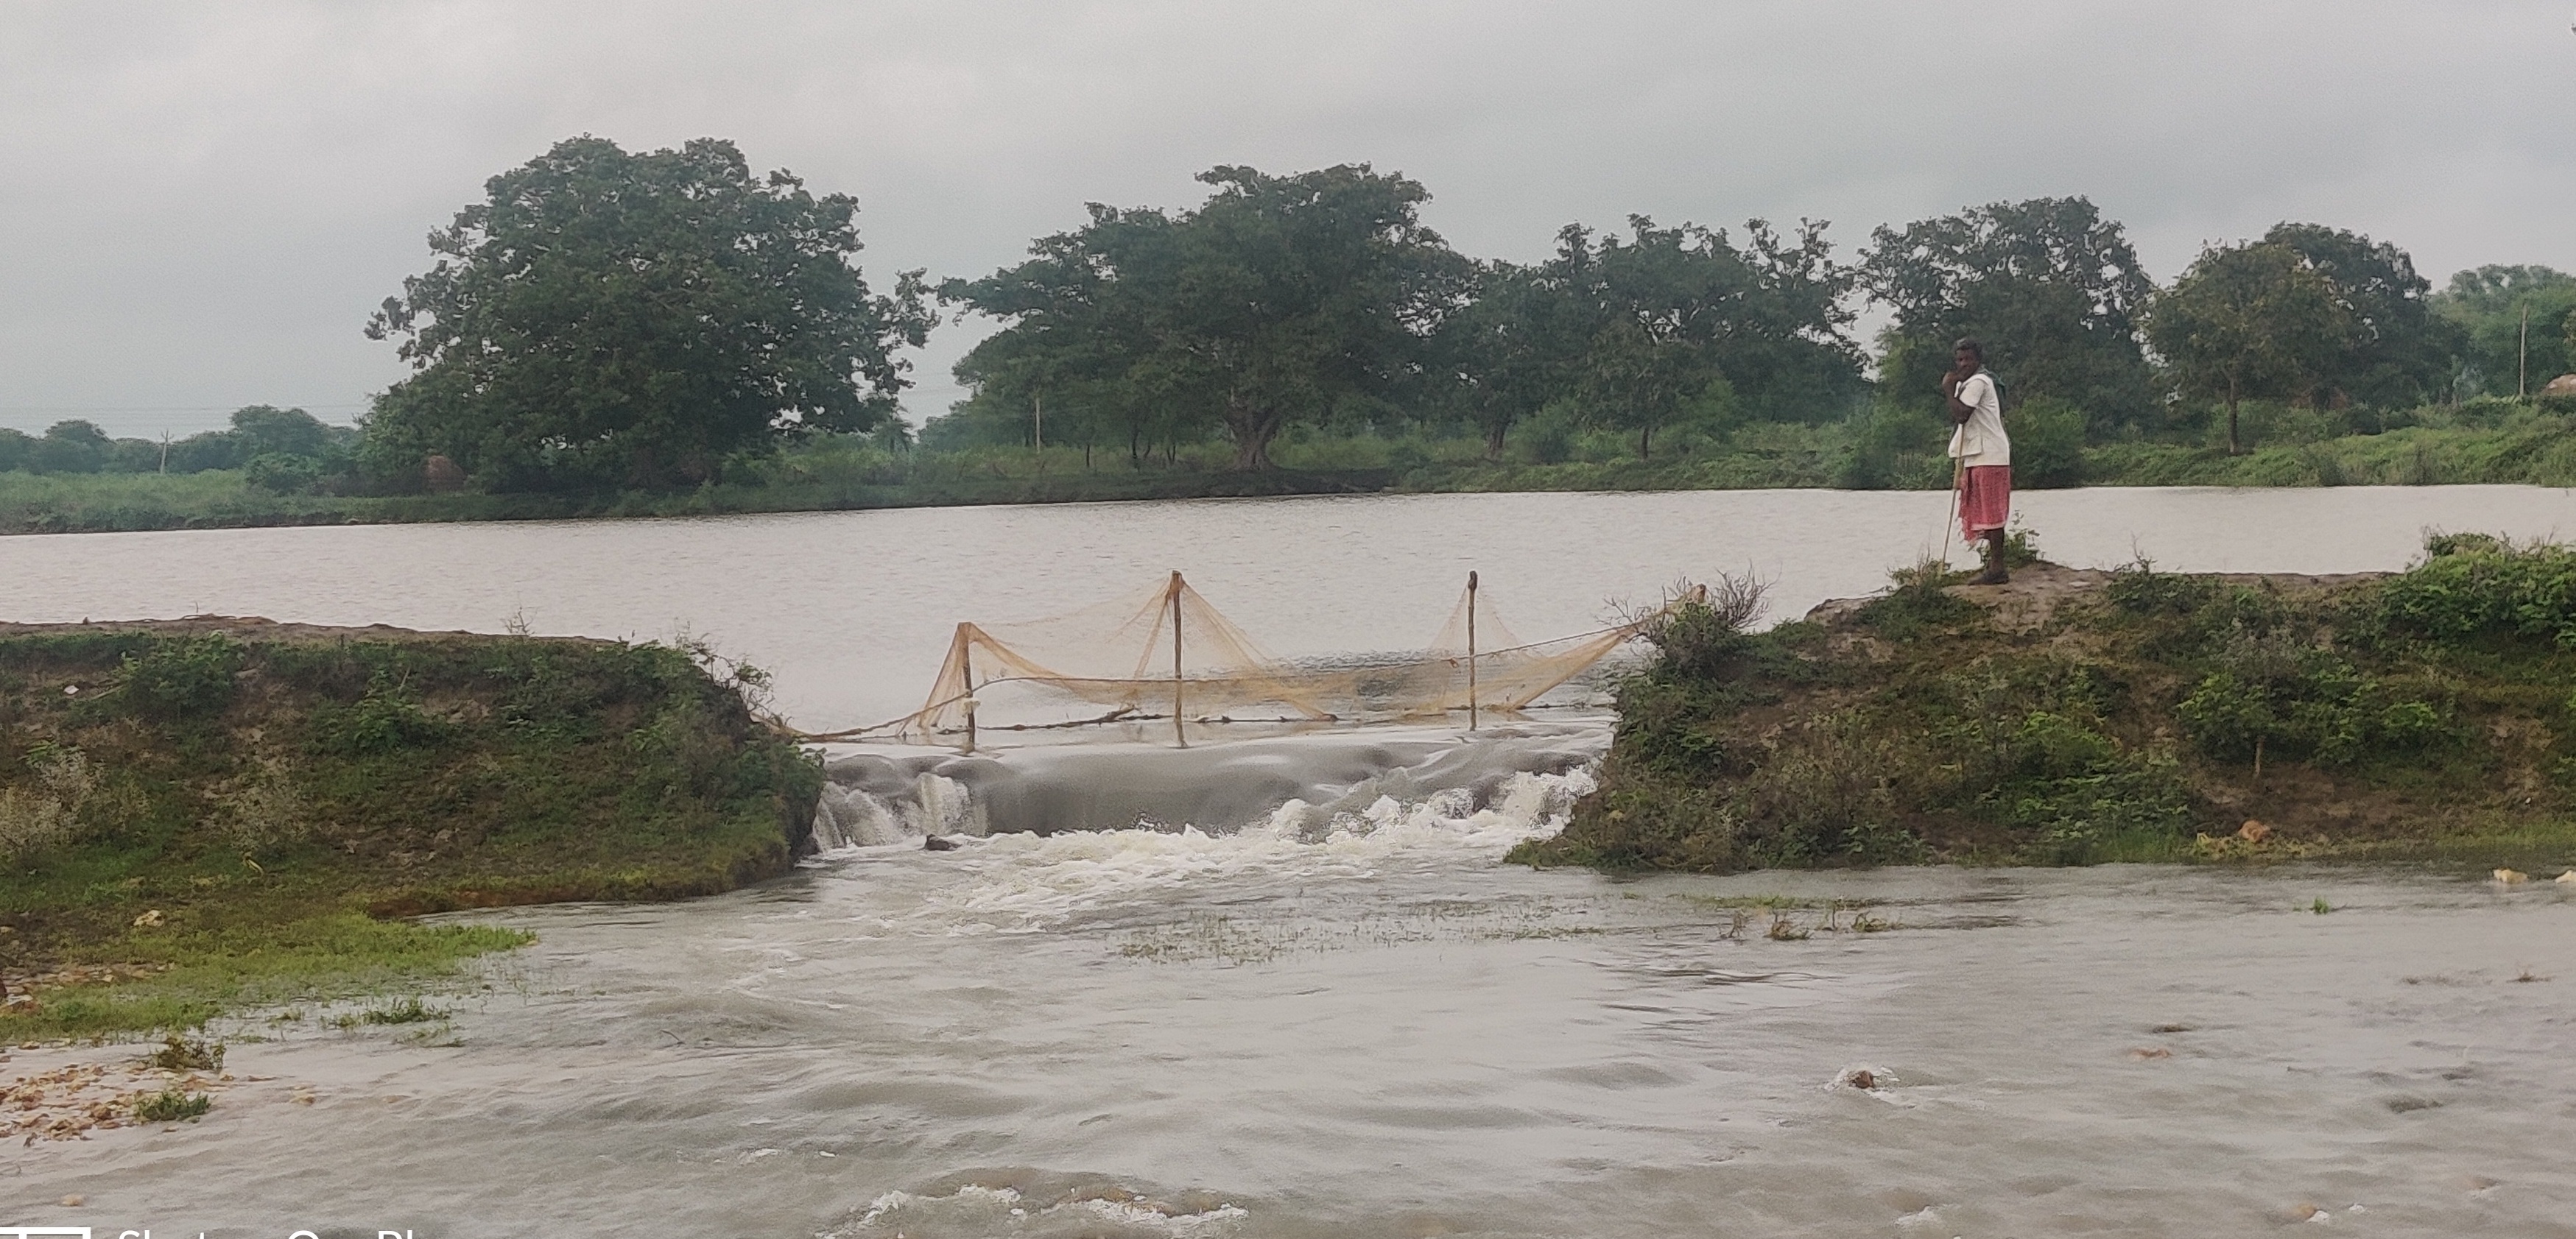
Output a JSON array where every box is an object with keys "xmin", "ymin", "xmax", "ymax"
[
  {"xmin": 1513, "ymin": 536, "xmax": 2576, "ymax": 872},
  {"xmin": 10, "ymin": 396, "xmax": 2576, "ymax": 534},
  {"xmin": 0, "ymin": 622, "xmax": 818, "ymax": 1038},
  {"xmin": 10, "ymin": 138, "xmax": 2575, "ymax": 532}
]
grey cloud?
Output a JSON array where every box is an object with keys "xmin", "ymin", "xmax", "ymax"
[{"xmin": 2, "ymin": 1, "xmax": 2570, "ymax": 437}]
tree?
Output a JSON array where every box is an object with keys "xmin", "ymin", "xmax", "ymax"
[
  {"xmin": 30, "ymin": 420, "xmax": 110, "ymax": 474},
  {"xmin": 946, "ymin": 164, "xmax": 1465, "ymax": 472},
  {"xmin": 2261, "ymin": 223, "xmax": 2457, "ymax": 408},
  {"xmin": 1859, "ymin": 197, "xmax": 2156, "ymax": 434},
  {"xmin": 1570, "ymin": 216, "xmax": 1857, "ymax": 457},
  {"xmin": 2145, "ymin": 242, "xmax": 2350, "ymax": 453},
  {"xmin": 228, "ymin": 406, "xmax": 334, "ymax": 459},
  {"xmin": 1434, "ymin": 239, "xmax": 1604, "ymax": 459},
  {"xmin": 1594, "ymin": 216, "xmax": 1859, "ymax": 425},
  {"xmin": 2434, "ymin": 265, "xmax": 2576, "ymax": 398},
  {"xmin": 363, "ymin": 135, "xmax": 931, "ymax": 490}
]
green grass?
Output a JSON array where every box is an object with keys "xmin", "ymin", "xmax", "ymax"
[{"xmin": 0, "ymin": 626, "xmax": 818, "ymax": 1039}]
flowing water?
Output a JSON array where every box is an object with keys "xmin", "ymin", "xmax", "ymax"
[{"xmin": 6, "ymin": 487, "xmax": 2576, "ymax": 1236}]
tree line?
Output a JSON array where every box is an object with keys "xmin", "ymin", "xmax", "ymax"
[
  {"xmin": 0, "ymin": 406, "xmax": 356, "ymax": 491},
  {"xmin": 7, "ymin": 136, "xmax": 2572, "ymax": 492}
]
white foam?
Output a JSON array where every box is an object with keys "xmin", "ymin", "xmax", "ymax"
[
  {"xmin": 841, "ymin": 1183, "xmax": 1246, "ymax": 1236},
  {"xmin": 859, "ymin": 766, "xmax": 1594, "ymax": 936}
]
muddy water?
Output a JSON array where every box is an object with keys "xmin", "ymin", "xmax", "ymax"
[
  {"xmin": 5, "ymin": 485, "xmax": 2574, "ymax": 730},
  {"xmin": 5, "ymin": 487, "xmax": 2576, "ymax": 1235},
  {"xmin": 7, "ymin": 824, "xmax": 2573, "ymax": 1236}
]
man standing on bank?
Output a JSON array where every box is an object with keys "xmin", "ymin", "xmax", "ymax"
[{"xmin": 1943, "ymin": 338, "xmax": 2011, "ymax": 585}]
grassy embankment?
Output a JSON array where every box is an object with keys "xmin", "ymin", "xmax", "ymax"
[
  {"xmin": 7, "ymin": 400, "xmax": 2575, "ymax": 535},
  {"xmin": 0, "ymin": 621, "xmax": 819, "ymax": 1039},
  {"xmin": 1514, "ymin": 535, "xmax": 2576, "ymax": 872}
]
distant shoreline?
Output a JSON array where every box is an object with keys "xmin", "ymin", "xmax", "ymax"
[{"xmin": 4, "ymin": 420, "xmax": 2573, "ymax": 535}]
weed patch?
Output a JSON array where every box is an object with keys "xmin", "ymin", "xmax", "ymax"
[{"xmin": 133, "ymin": 1089, "xmax": 212, "ymax": 1123}]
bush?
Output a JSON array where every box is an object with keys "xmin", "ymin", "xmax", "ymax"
[
  {"xmin": 2381, "ymin": 536, "xmax": 2576, "ymax": 646},
  {"xmin": 0, "ymin": 743, "xmax": 95, "ymax": 863},
  {"xmin": 1836, "ymin": 399, "xmax": 1947, "ymax": 490},
  {"xmin": 1729, "ymin": 712, "xmax": 1921, "ymax": 866},
  {"xmin": 211, "ymin": 764, "xmax": 317, "ymax": 855},
  {"xmin": 1633, "ymin": 575, "xmax": 1765, "ymax": 681},
  {"xmin": 117, "ymin": 637, "xmax": 244, "ymax": 721},
  {"xmin": 1522, "ymin": 400, "xmax": 1581, "ymax": 465},
  {"xmin": 308, "ymin": 677, "xmax": 450, "ymax": 755},
  {"xmin": 243, "ymin": 452, "xmax": 325, "ymax": 495},
  {"xmin": 2010, "ymin": 395, "xmax": 2087, "ymax": 488},
  {"xmin": 2174, "ymin": 628, "xmax": 2452, "ymax": 767}
]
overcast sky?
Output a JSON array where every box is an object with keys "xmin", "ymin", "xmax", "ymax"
[{"xmin": 2, "ymin": 1, "xmax": 2571, "ymax": 438}]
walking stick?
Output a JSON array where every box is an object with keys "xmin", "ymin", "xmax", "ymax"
[{"xmin": 1941, "ymin": 455, "xmax": 1964, "ymax": 571}]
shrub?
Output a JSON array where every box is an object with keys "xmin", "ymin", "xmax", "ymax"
[
  {"xmin": 308, "ymin": 677, "xmax": 449, "ymax": 755},
  {"xmin": 0, "ymin": 743, "xmax": 95, "ymax": 863},
  {"xmin": 1985, "ymin": 713, "xmax": 2191, "ymax": 861},
  {"xmin": 117, "ymin": 636, "xmax": 244, "ymax": 721},
  {"xmin": 2174, "ymin": 629, "xmax": 2452, "ymax": 767},
  {"xmin": 2010, "ymin": 396, "xmax": 2088, "ymax": 488},
  {"xmin": 1633, "ymin": 575, "xmax": 1765, "ymax": 682},
  {"xmin": 211, "ymin": 764, "xmax": 317, "ymax": 855},
  {"xmin": 1730, "ymin": 712, "xmax": 1921, "ymax": 866},
  {"xmin": 1522, "ymin": 400, "xmax": 1581, "ymax": 465},
  {"xmin": 242, "ymin": 452, "xmax": 326, "ymax": 495},
  {"xmin": 2380, "ymin": 536, "xmax": 2576, "ymax": 646}
]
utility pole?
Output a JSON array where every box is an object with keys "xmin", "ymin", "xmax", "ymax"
[
  {"xmin": 1032, "ymin": 392, "xmax": 1044, "ymax": 451},
  {"xmin": 2520, "ymin": 303, "xmax": 2530, "ymax": 399},
  {"xmin": 157, "ymin": 431, "xmax": 170, "ymax": 474}
]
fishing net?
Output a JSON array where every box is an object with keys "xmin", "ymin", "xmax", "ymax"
[{"xmin": 814, "ymin": 573, "xmax": 1651, "ymax": 745}]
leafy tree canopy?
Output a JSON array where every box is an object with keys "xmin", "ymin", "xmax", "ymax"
[
  {"xmin": 2260, "ymin": 222, "xmax": 2457, "ymax": 408},
  {"xmin": 363, "ymin": 135, "xmax": 930, "ymax": 490},
  {"xmin": 1859, "ymin": 197, "xmax": 2156, "ymax": 434},
  {"xmin": 1431, "ymin": 239, "xmax": 1607, "ymax": 459},
  {"xmin": 1588, "ymin": 216, "xmax": 1861, "ymax": 433},
  {"xmin": 2433, "ymin": 264, "xmax": 2576, "ymax": 397},
  {"xmin": 945, "ymin": 163, "xmax": 1465, "ymax": 471},
  {"xmin": 2145, "ymin": 241, "xmax": 2349, "ymax": 453}
]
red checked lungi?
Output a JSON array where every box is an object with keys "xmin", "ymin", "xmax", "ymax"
[{"xmin": 1959, "ymin": 465, "xmax": 2011, "ymax": 541}]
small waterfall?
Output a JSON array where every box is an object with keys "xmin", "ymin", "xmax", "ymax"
[
  {"xmin": 806, "ymin": 724, "xmax": 1608, "ymax": 854},
  {"xmin": 809, "ymin": 772, "xmax": 986, "ymax": 852}
]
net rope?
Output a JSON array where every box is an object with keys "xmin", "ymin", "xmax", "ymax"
[{"xmin": 800, "ymin": 573, "xmax": 1658, "ymax": 744}]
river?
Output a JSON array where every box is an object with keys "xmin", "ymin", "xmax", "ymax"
[{"xmin": 5, "ymin": 487, "xmax": 2576, "ymax": 1236}]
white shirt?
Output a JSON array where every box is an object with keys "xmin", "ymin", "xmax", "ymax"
[{"xmin": 1946, "ymin": 372, "xmax": 2009, "ymax": 467}]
